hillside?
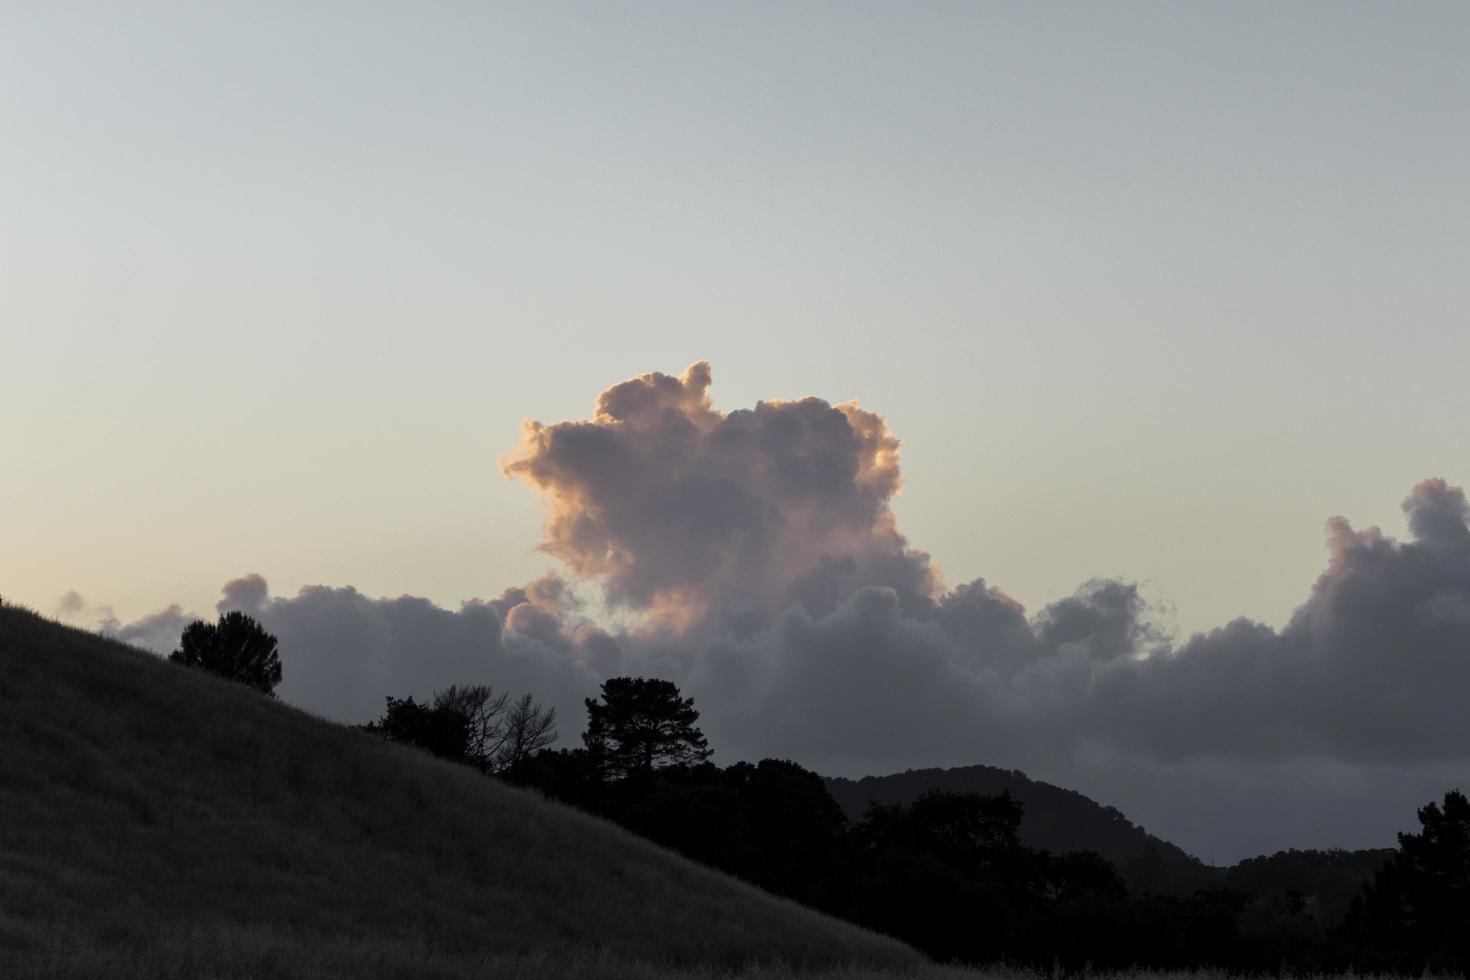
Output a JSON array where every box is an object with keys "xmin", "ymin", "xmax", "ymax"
[
  {"xmin": 0, "ymin": 605, "xmax": 920, "ymax": 979},
  {"xmin": 1225, "ymin": 847, "xmax": 1394, "ymax": 924},
  {"xmin": 825, "ymin": 766, "xmax": 1216, "ymax": 895}
]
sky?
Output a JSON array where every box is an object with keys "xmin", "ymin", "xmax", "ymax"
[{"xmin": 4, "ymin": 2, "xmax": 1470, "ymax": 862}]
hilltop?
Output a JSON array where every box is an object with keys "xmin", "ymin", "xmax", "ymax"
[
  {"xmin": 0, "ymin": 604, "xmax": 919, "ymax": 979},
  {"xmin": 826, "ymin": 767, "xmax": 1392, "ymax": 913},
  {"xmin": 826, "ymin": 766, "xmax": 1217, "ymax": 895}
]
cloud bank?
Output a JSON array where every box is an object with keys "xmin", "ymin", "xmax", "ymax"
[{"xmin": 79, "ymin": 363, "xmax": 1470, "ymax": 861}]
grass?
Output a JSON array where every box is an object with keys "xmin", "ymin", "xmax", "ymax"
[{"xmin": 0, "ymin": 603, "xmax": 921, "ymax": 978}]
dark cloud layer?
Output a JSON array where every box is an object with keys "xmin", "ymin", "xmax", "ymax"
[{"xmin": 83, "ymin": 364, "xmax": 1470, "ymax": 861}]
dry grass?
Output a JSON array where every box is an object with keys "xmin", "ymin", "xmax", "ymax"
[{"xmin": 0, "ymin": 605, "xmax": 919, "ymax": 978}]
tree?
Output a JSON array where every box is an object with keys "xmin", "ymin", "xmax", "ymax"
[
  {"xmin": 362, "ymin": 684, "xmax": 558, "ymax": 774},
  {"xmin": 496, "ymin": 693, "xmax": 558, "ymax": 774},
  {"xmin": 169, "ymin": 611, "xmax": 282, "ymax": 695},
  {"xmin": 582, "ymin": 676, "xmax": 710, "ymax": 779},
  {"xmin": 433, "ymin": 684, "xmax": 509, "ymax": 770},
  {"xmin": 838, "ymin": 791, "xmax": 1026, "ymax": 963},
  {"xmin": 722, "ymin": 759, "xmax": 848, "ymax": 902},
  {"xmin": 1351, "ymin": 789, "xmax": 1470, "ymax": 972},
  {"xmin": 854, "ymin": 790, "xmax": 1026, "ymax": 878},
  {"xmin": 361, "ymin": 694, "xmax": 472, "ymax": 762}
]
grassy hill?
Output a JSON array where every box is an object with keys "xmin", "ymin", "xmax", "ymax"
[
  {"xmin": 0, "ymin": 604, "xmax": 923, "ymax": 979},
  {"xmin": 825, "ymin": 766, "xmax": 1215, "ymax": 895}
]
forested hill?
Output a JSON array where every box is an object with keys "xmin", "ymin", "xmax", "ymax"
[
  {"xmin": 1226, "ymin": 846, "xmax": 1396, "ymax": 925},
  {"xmin": 0, "ymin": 604, "xmax": 918, "ymax": 979},
  {"xmin": 825, "ymin": 765, "xmax": 1215, "ymax": 894},
  {"xmin": 825, "ymin": 766, "xmax": 1395, "ymax": 911}
]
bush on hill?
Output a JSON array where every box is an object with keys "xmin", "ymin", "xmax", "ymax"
[{"xmin": 168, "ymin": 611, "xmax": 282, "ymax": 695}]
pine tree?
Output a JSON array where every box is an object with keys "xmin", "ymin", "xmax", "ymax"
[
  {"xmin": 582, "ymin": 677, "xmax": 710, "ymax": 779},
  {"xmin": 169, "ymin": 611, "xmax": 283, "ymax": 695}
]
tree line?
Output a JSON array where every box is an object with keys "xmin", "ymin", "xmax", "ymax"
[{"xmin": 167, "ymin": 611, "xmax": 1470, "ymax": 974}]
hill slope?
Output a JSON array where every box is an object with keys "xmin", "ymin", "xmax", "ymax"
[
  {"xmin": 0, "ymin": 606, "xmax": 919, "ymax": 979},
  {"xmin": 1225, "ymin": 847, "xmax": 1394, "ymax": 924},
  {"xmin": 825, "ymin": 766, "xmax": 1215, "ymax": 895}
]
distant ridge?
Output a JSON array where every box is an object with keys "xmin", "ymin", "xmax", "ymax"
[
  {"xmin": 0, "ymin": 605, "xmax": 918, "ymax": 978},
  {"xmin": 825, "ymin": 765, "xmax": 1215, "ymax": 895},
  {"xmin": 825, "ymin": 766, "xmax": 1393, "ymax": 914}
]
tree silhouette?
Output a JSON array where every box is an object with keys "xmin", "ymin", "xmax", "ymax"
[
  {"xmin": 723, "ymin": 759, "xmax": 847, "ymax": 901},
  {"xmin": 169, "ymin": 611, "xmax": 282, "ymax": 695},
  {"xmin": 362, "ymin": 694, "xmax": 472, "ymax": 763},
  {"xmin": 433, "ymin": 684, "xmax": 509, "ymax": 770},
  {"xmin": 496, "ymin": 693, "xmax": 558, "ymax": 774},
  {"xmin": 1351, "ymin": 789, "xmax": 1470, "ymax": 972},
  {"xmin": 582, "ymin": 676, "xmax": 710, "ymax": 779},
  {"xmin": 362, "ymin": 684, "xmax": 558, "ymax": 773},
  {"xmin": 854, "ymin": 790, "xmax": 1025, "ymax": 878},
  {"xmin": 839, "ymin": 791, "xmax": 1033, "ymax": 963}
]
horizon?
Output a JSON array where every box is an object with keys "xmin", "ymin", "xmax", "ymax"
[
  {"xmin": 5, "ymin": 2, "xmax": 1470, "ymax": 866},
  {"xmin": 21, "ymin": 358, "xmax": 1470, "ymax": 865}
]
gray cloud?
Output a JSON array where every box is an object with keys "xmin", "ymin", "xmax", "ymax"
[
  {"xmin": 82, "ymin": 364, "xmax": 1470, "ymax": 860},
  {"xmin": 89, "ymin": 574, "xmax": 602, "ymax": 731},
  {"xmin": 56, "ymin": 591, "xmax": 195, "ymax": 654},
  {"xmin": 55, "ymin": 590, "xmax": 87, "ymax": 618},
  {"xmin": 236, "ymin": 579, "xmax": 604, "ymax": 728},
  {"xmin": 103, "ymin": 604, "xmax": 194, "ymax": 653}
]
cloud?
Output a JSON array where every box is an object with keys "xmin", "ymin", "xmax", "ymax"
[
  {"xmin": 502, "ymin": 364, "xmax": 1470, "ymax": 856},
  {"xmin": 84, "ymin": 363, "xmax": 1470, "ymax": 860},
  {"xmin": 89, "ymin": 573, "xmax": 603, "ymax": 730},
  {"xmin": 103, "ymin": 604, "xmax": 194, "ymax": 654},
  {"xmin": 55, "ymin": 592, "xmax": 194, "ymax": 654},
  {"xmin": 218, "ymin": 573, "xmax": 269, "ymax": 615},
  {"xmin": 221, "ymin": 577, "xmax": 603, "ymax": 727},
  {"xmin": 55, "ymin": 590, "xmax": 87, "ymax": 618},
  {"xmin": 501, "ymin": 361, "xmax": 938, "ymax": 631}
]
